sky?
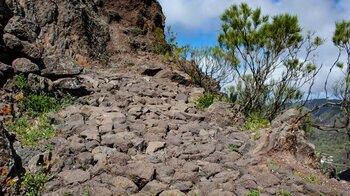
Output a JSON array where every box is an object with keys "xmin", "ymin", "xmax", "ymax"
[{"xmin": 158, "ymin": 0, "xmax": 350, "ymax": 98}]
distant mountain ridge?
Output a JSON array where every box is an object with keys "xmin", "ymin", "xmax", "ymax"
[{"xmin": 303, "ymin": 99, "xmax": 343, "ymax": 125}]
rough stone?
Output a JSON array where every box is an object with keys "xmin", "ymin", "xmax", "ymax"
[
  {"xmin": 125, "ymin": 162, "xmax": 156, "ymax": 188},
  {"xmin": 27, "ymin": 73, "xmax": 53, "ymax": 92},
  {"xmin": 159, "ymin": 190, "xmax": 186, "ymax": 196},
  {"xmin": 42, "ymin": 55, "xmax": 83, "ymax": 77},
  {"xmin": 205, "ymin": 102, "xmax": 244, "ymax": 127},
  {"xmin": 146, "ymin": 142, "xmax": 166, "ymax": 154},
  {"xmin": 12, "ymin": 58, "xmax": 39, "ymax": 73},
  {"xmin": 111, "ymin": 176, "xmax": 138, "ymax": 194},
  {"xmin": 58, "ymin": 169, "xmax": 90, "ymax": 184}
]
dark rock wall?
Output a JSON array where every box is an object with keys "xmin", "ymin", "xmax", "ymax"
[
  {"xmin": 0, "ymin": 0, "xmax": 166, "ymax": 85},
  {"xmin": 0, "ymin": 0, "xmax": 165, "ymax": 60}
]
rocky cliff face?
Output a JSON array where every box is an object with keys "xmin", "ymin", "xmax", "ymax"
[{"xmin": 0, "ymin": 0, "xmax": 165, "ymax": 68}]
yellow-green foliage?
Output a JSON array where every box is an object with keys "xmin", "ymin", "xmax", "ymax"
[
  {"xmin": 152, "ymin": 27, "xmax": 168, "ymax": 54},
  {"xmin": 246, "ymin": 190, "xmax": 260, "ymax": 196},
  {"xmin": 251, "ymin": 130, "xmax": 261, "ymax": 140},
  {"xmin": 244, "ymin": 112, "xmax": 270, "ymax": 131},
  {"xmin": 8, "ymin": 114, "xmax": 56, "ymax": 148},
  {"xmin": 8, "ymin": 75, "xmax": 75, "ymax": 148},
  {"xmin": 21, "ymin": 171, "xmax": 52, "ymax": 196},
  {"xmin": 194, "ymin": 93, "xmax": 220, "ymax": 110},
  {"xmin": 277, "ymin": 190, "xmax": 292, "ymax": 196}
]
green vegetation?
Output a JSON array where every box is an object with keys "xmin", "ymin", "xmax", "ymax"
[
  {"xmin": 7, "ymin": 74, "xmax": 75, "ymax": 148},
  {"xmin": 193, "ymin": 92, "xmax": 220, "ymax": 110},
  {"xmin": 152, "ymin": 27, "xmax": 168, "ymax": 54},
  {"xmin": 227, "ymin": 144, "xmax": 240, "ymax": 152},
  {"xmin": 129, "ymin": 27, "xmax": 143, "ymax": 36},
  {"xmin": 244, "ymin": 112, "xmax": 270, "ymax": 131},
  {"xmin": 21, "ymin": 171, "xmax": 52, "ymax": 196},
  {"xmin": 246, "ymin": 190, "xmax": 260, "ymax": 196},
  {"xmin": 268, "ymin": 160, "xmax": 281, "ymax": 169},
  {"xmin": 326, "ymin": 20, "xmax": 350, "ymax": 143},
  {"xmin": 15, "ymin": 74, "xmax": 28, "ymax": 90},
  {"xmin": 277, "ymin": 190, "xmax": 292, "ymax": 196},
  {"xmin": 218, "ymin": 3, "xmax": 322, "ymax": 121},
  {"xmin": 295, "ymin": 171, "xmax": 320, "ymax": 184},
  {"xmin": 83, "ymin": 187, "xmax": 90, "ymax": 196},
  {"xmin": 251, "ymin": 130, "xmax": 262, "ymax": 140},
  {"xmin": 300, "ymin": 112, "xmax": 315, "ymax": 137},
  {"xmin": 8, "ymin": 114, "xmax": 56, "ymax": 147}
]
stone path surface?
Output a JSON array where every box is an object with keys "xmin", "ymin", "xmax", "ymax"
[{"xmin": 19, "ymin": 66, "xmax": 349, "ymax": 196}]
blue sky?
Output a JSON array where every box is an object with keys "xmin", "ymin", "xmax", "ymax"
[{"xmin": 158, "ymin": 0, "xmax": 350, "ymax": 96}]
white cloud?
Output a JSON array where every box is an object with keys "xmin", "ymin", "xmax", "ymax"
[{"xmin": 158, "ymin": 0, "xmax": 350, "ymax": 96}]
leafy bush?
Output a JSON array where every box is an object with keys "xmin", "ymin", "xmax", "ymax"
[
  {"xmin": 22, "ymin": 171, "xmax": 52, "ymax": 196},
  {"xmin": 152, "ymin": 27, "xmax": 168, "ymax": 54},
  {"xmin": 129, "ymin": 27, "xmax": 143, "ymax": 36},
  {"xmin": 8, "ymin": 114, "xmax": 56, "ymax": 147},
  {"xmin": 20, "ymin": 93, "xmax": 61, "ymax": 116},
  {"xmin": 300, "ymin": 112, "xmax": 315, "ymax": 137},
  {"xmin": 194, "ymin": 93, "xmax": 220, "ymax": 110},
  {"xmin": 244, "ymin": 112, "xmax": 270, "ymax": 131}
]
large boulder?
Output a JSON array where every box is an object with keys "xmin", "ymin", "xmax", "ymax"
[
  {"xmin": 41, "ymin": 55, "xmax": 82, "ymax": 77},
  {"xmin": 27, "ymin": 73, "xmax": 53, "ymax": 92},
  {"xmin": 204, "ymin": 102, "xmax": 245, "ymax": 127},
  {"xmin": 4, "ymin": 16, "xmax": 39, "ymax": 42},
  {"xmin": 250, "ymin": 109, "xmax": 320, "ymax": 168},
  {"xmin": 12, "ymin": 58, "xmax": 39, "ymax": 73}
]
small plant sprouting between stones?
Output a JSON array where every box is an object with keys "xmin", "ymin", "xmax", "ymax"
[
  {"xmin": 227, "ymin": 144, "xmax": 240, "ymax": 152},
  {"xmin": 8, "ymin": 114, "xmax": 56, "ymax": 148},
  {"xmin": 251, "ymin": 130, "xmax": 261, "ymax": 140},
  {"xmin": 246, "ymin": 190, "xmax": 260, "ymax": 196},
  {"xmin": 294, "ymin": 171, "xmax": 320, "ymax": 184},
  {"xmin": 21, "ymin": 171, "xmax": 52, "ymax": 196},
  {"xmin": 194, "ymin": 92, "xmax": 220, "ymax": 110},
  {"xmin": 277, "ymin": 189, "xmax": 292, "ymax": 196}
]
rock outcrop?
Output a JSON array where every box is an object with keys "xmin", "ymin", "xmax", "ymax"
[
  {"xmin": 250, "ymin": 109, "xmax": 320, "ymax": 168},
  {"xmin": 0, "ymin": 0, "xmax": 166, "ymax": 89},
  {"xmin": 0, "ymin": 0, "xmax": 165, "ymax": 62}
]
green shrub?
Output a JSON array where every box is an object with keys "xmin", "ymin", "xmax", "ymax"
[
  {"xmin": 244, "ymin": 112, "xmax": 270, "ymax": 131},
  {"xmin": 22, "ymin": 171, "xmax": 52, "ymax": 196},
  {"xmin": 246, "ymin": 190, "xmax": 260, "ymax": 196},
  {"xmin": 8, "ymin": 114, "xmax": 57, "ymax": 148},
  {"xmin": 15, "ymin": 74, "xmax": 28, "ymax": 91},
  {"xmin": 21, "ymin": 93, "xmax": 61, "ymax": 116},
  {"xmin": 194, "ymin": 93, "xmax": 219, "ymax": 110}
]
